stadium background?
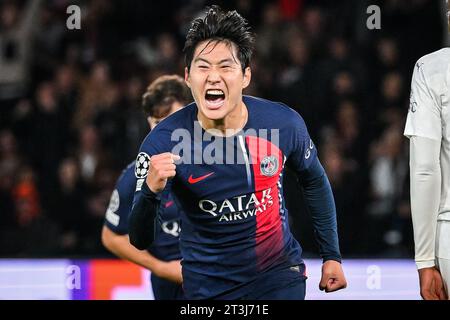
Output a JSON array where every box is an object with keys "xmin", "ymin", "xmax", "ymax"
[{"xmin": 0, "ymin": 0, "xmax": 448, "ymax": 299}]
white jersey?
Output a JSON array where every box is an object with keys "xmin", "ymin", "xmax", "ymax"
[{"xmin": 405, "ymin": 48, "xmax": 450, "ymax": 221}]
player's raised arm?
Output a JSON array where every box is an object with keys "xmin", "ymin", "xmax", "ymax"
[{"xmin": 129, "ymin": 152, "xmax": 179, "ymax": 250}]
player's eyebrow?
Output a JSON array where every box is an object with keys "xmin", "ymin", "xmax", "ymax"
[
  {"xmin": 193, "ymin": 57, "xmax": 211, "ymax": 64},
  {"xmin": 193, "ymin": 58, "xmax": 236, "ymax": 65},
  {"xmin": 218, "ymin": 58, "xmax": 235, "ymax": 65}
]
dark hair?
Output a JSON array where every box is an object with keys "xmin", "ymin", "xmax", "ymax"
[
  {"xmin": 142, "ymin": 75, "xmax": 192, "ymax": 117},
  {"xmin": 184, "ymin": 5, "xmax": 255, "ymax": 72}
]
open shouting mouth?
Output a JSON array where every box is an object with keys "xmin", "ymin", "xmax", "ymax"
[{"xmin": 205, "ymin": 89, "xmax": 225, "ymax": 110}]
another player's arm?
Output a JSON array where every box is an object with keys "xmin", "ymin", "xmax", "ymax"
[
  {"xmin": 101, "ymin": 226, "xmax": 182, "ymax": 284},
  {"xmin": 409, "ymin": 137, "xmax": 446, "ymax": 300},
  {"xmin": 406, "ymin": 61, "xmax": 446, "ymax": 300},
  {"xmin": 129, "ymin": 153, "xmax": 179, "ymax": 250},
  {"xmin": 287, "ymin": 112, "xmax": 347, "ymax": 293},
  {"xmin": 102, "ymin": 169, "xmax": 182, "ymax": 284}
]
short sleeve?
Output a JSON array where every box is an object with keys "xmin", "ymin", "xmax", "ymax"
[
  {"xmin": 104, "ymin": 165, "xmax": 136, "ymax": 235},
  {"xmin": 404, "ymin": 60, "xmax": 442, "ymax": 141}
]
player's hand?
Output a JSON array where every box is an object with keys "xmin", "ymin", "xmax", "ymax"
[
  {"xmin": 146, "ymin": 153, "xmax": 180, "ymax": 193},
  {"xmin": 319, "ymin": 260, "xmax": 347, "ymax": 293},
  {"xmin": 153, "ymin": 260, "xmax": 183, "ymax": 284},
  {"xmin": 418, "ymin": 267, "xmax": 448, "ymax": 300}
]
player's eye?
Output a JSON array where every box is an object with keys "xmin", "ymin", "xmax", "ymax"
[{"xmin": 198, "ymin": 65, "xmax": 209, "ymax": 69}]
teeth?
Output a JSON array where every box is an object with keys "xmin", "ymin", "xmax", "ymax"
[{"xmin": 206, "ymin": 89, "xmax": 224, "ymax": 95}]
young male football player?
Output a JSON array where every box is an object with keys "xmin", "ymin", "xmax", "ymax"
[{"xmin": 130, "ymin": 6, "xmax": 347, "ymax": 300}]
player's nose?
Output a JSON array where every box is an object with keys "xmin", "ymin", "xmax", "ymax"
[{"xmin": 206, "ymin": 68, "xmax": 222, "ymax": 83}]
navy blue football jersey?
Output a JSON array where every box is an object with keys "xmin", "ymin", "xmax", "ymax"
[
  {"xmin": 132, "ymin": 96, "xmax": 340, "ymax": 299},
  {"xmin": 104, "ymin": 161, "xmax": 181, "ymax": 261}
]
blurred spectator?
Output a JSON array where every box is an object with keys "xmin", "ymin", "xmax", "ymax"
[
  {"xmin": 302, "ymin": 6, "xmax": 326, "ymax": 57},
  {"xmin": 366, "ymin": 124, "xmax": 411, "ymax": 255},
  {"xmin": 380, "ymin": 71, "xmax": 405, "ymax": 108},
  {"xmin": 29, "ymin": 82, "xmax": 69, "ymax": 210},
  {"xmin": 321, "ymin": 144, "xmax": 366, "ymax": 255},
  {"xmin": 48, "ymin": 157, "xmax": 87, "ymax": 255},
  {"xmin": 155, "ymin": 33, "xmax": 180, "ymax": 73},
  {"xmin": 33, "ymin": 3, "xmax": 66, "ymax": 80},
  {"xmin": 377, "ymin": 38, "xmax": 400, "ymax": 73},
  {"xmin": 0, "ymin": 130, "xmax": 21, "ymax": 229},
  {"xmin": 92, "ymin": 83, "xmax": 127, "ymax": 166},
  {"xmin": 122, "ymin": 77, "xmax": 149, "ymax": 161},
  {"xmin": 277, "ymin": 32, "xmax": 312, "ymax": 105},
  {"xmin": 54, "ymin": 64, "xmax": 79, "ymax": 124},
  {"xmin": 276, "ymin": 30, "xmax": 317, "ymax": 132},
  {"xmin": 77, "ymin": 125, "xmax": 103, "ymax": 185},
  {"xmin": 255, "ymin": 2, "xmax": 284, "ymax": 62},
  {"xmin": 333, "ymin": 100, "xmax": 367, "ymax": 164},
  {"xmin": 81, "ymin": 166, "xmax": 117, "ymax": 255},
  {"xmin": 2, "ymin": 165, "xmax": 59, "ymax": 256},
  {"xmin": 12, "ymin": 166, "xmax": 41, "ymax": 228},
  {"xmin": 75, "ymin": 61, "xmax": 114, "ymax": 130},
  {"xmin": 0, "ymin": 0, "xmax": 43, "ymax": 100}
]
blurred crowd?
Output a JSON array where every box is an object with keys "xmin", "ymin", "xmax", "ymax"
[{"xmin": 0, "ymin": 0, "xmax": 447, "ymax": 258}]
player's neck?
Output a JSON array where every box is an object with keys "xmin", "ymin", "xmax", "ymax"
[{"xmin": 198, "ymin": 101, "xmax": 248, "ymax": 137}]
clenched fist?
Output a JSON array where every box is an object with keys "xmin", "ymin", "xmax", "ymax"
[
  {"xmin": 146, "ymin": 153, "xmax": 180, "ymax": 193},
  {"xmin": 319, "ymin": 260, "xmax": 347, "ymax": 293}
]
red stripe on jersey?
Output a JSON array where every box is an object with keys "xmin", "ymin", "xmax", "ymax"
[{"xmin": 246, "ymin": 136, "xmax": 285, "ymax": 271}]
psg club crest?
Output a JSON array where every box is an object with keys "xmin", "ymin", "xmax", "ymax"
[
  {"xmin": 135, "ymin": 152, "xmax": 151, "ymax": 178},
  {"xmin": 260, "ymin": 155, "xmax": 279, "ymax": 177}
]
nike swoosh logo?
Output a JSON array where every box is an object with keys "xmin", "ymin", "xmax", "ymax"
[
  {"xmin": 164, "ymin": 201, "xmax": 174, "ymax": 208},
  {"xmin": 188, "ymin": 172, "xmax": 214, "ymax": 184}
]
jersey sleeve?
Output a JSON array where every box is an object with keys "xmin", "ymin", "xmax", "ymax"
[
  {"xmin": 104, "ymin": 164, "xmax": 136, "ymax": 235},
  {"xmin": 285, "ymin": 111, "xmax": 318, "ymax": 174},
  {"xmin": 404, "ymin": 60, "xmax": 442, "ymax": 141},
  {"xmin": 409, "ymin": 136, "xmax": 441, "ymax": 269}
]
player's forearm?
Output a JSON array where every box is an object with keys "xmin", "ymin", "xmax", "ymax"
[
  {"xmin": 299, "ymin": 157, "xmax": 342, "ymax": 262},
  {"xmin": 129, "ymin": 182, "xmax": 160, "ymax": 250},
  {"xmin": 102, "ymin": 226, "xmax": 162, "ymax": 271},
  {"xmin": 410, "ymin": 136, "xmax": 441, "ymax": 269}
]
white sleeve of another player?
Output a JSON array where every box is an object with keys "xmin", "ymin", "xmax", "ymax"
[
  {"xmin": 409, "ymin": 136, "xmax": 441, "ymax": 269},
  {"xmin": 404, "ymin": 61, "xmax": 442, "ymax": 141}
]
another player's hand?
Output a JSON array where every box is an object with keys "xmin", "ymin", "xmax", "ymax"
[
  {"xmin": 146, "ymin": 153, "xmax": 180, "ymax": 193},
  {"xmin": 418, "ymin": 267, "xmax": 447, "ymax": 300},
  {"xmin": 319, "ymin": 260, "xmax": 347, "ymax": 293},
  {"xmin": 153, "ymin": 259, "xmax": 183, "ymax": 284}
]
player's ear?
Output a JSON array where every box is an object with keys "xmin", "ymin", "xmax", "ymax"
[
  {"xmin": 184, "ymin": 67, "xmax": 191, "ymax": 88},
  {"xmin": 147, "ymin": 116, "xmax": 154, "ymax": 130},
  {"xmin": 242, "ymin": 67, "xmax": 251, "ymax": 89}
]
